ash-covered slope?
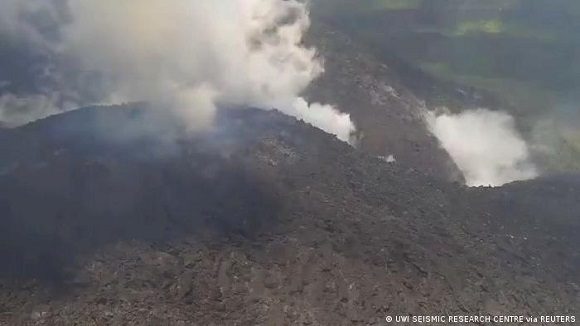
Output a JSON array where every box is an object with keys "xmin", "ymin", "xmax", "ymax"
[
  {"xmin": 304, "ymin": 22, "xmax": 465, "ymax": 183},
  {"xmin": 0, "ymin": 106, "xmax": 578, "ymax": 325}
]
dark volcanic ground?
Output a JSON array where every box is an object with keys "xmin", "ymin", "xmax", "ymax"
[
  {"xmin": 0, "ymin": 106, "xmax": 578, "ymax": 325},
  {"xmin": 304, "ymin": 22, "xmax": 500, "ymax": 183}
]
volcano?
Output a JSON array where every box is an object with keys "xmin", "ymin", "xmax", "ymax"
[
  {"xmin": 0, "ymin": 104, "xmax": 578, "ymax": 325},
  {"xmin": 0, "ymin": 1, "xmax": 579, "ymax": 324}
]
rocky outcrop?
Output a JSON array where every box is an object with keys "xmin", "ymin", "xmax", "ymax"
[
  {"xmin": 0, "ymin": 106, "xmax": 577, "ymax": 325},
  {"xmin": 305, "ymin": 23, "xmax": 464, "ymax": 182}
]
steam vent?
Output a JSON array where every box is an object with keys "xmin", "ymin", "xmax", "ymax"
[{"xmin": 0, "ymin": 1, "xmax": 578, "ymax": 324}]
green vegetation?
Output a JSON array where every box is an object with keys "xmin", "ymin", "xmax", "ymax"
[
  {"xmin": 312, "ymin": 0, "xmax": 580, "ymax": 172},
  {"xmin": 419, "ymin": 62, "xmax": 557, "ymax": 111},
  {"xmin": 454, "ymin": 20, "xmax": 504, "ymax": 36},
  {"xmin": 314, "ymin": 0, "xmax": 580, "ymax": 102},
  {"xmin": 367, "ymin": 0, "xmax": 422, "ymax": 11}
]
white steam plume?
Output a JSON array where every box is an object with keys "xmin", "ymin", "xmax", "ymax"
[
  {"xmin": 427, "ymin": 109, "xmax": 538, "ymax": 186},
  {"xmin": 289, "ymin": 98, "xmax": 355, "ymax": 142},
  {"xmin": 0, "ymin": 93, "xmax": 62, "ymax": 128},
  {"xmin": 0, "ymin": 0, "xmax": 355, "ymax": 142}
]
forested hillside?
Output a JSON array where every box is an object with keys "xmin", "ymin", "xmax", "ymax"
[{"xmin": 312, "ymin": 0, "xmax": 580, "ymax": 172}]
